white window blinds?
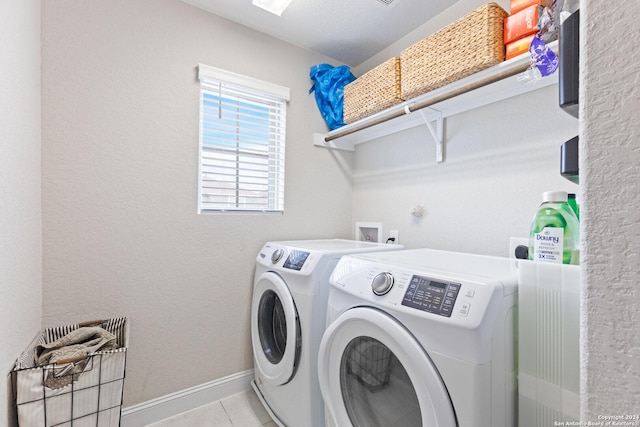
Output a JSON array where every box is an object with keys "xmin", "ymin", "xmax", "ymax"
[{"xmin": 197, "ymin": 64, "xmax": 289, "ymax": 213}]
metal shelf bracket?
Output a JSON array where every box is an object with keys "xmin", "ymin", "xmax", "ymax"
[{"xmin": 418, "ymin": 108, "xmax": 444, "ymax": 163}]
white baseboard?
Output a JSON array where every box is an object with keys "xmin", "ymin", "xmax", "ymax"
[{"xmin": 120, "ymin": 369, "xmax": 254, "ymax": 427}]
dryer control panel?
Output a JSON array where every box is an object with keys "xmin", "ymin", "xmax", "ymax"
[
  {"xmin": 329, "ymin": 248, "xmax": 518, "ymax": 329},
  {"xmin": 402, "ymin": 275, "xmax": 461, "ymax": 317}
]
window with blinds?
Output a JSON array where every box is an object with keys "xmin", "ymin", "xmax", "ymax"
[{"xmin": 197, "ymin": 64, "xmax": 289, "ymax": 213}]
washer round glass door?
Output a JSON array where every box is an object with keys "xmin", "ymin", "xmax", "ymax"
[
  {"xmin": 251, "ymin": 272, "xmax": 301, "ymax": 385},
  {"xmin": 318, "ymin": 307, "xmax": 457, "ymax": 427}
]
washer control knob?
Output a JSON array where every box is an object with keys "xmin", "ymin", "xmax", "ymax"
[
  {"xmin": 372, "ymin": 272, "xmax": 394, "ymax": 295},
  {"xmin": 271, "ymin": 249, "xmax": 284, "ymax": 264}
]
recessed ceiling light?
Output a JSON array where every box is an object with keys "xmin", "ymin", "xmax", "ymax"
[
  {"xmin": 252, "ymin": 0, "xmax": 293, "ymax": 16},
  {"xmin": 376, "ymin": 0, "xmax": 400, "ymax": 7}
]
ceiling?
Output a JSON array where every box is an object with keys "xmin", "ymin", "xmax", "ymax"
[{"xmin": 181, "ymin": 0, "xmax": 458, "ymax": 67}]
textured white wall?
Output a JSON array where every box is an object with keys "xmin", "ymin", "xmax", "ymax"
[
  {"xmin": 0, "ymin": 1, "xmax": 42, "ymax": 425},
  {"xmin": 41, "ymin": 0, "xmax": 352, "ymax": 406},
  {"xmin": 581, "ymin": 0, "xmax": 640, "ymax": 418},
  {"xmin": 351, "ymin": 84, "xmax": 579, "ymax": 256}
]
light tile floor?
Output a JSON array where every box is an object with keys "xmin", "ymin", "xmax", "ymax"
[{"xmin": 146, "ymin": 390, "xmax": 278, "ymax": 427}]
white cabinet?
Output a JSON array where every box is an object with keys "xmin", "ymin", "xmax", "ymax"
[{"xmin": 313, "ymin": 42, "xmax": 559, "ymax": 162}]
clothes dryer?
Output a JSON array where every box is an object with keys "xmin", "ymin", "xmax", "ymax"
[
  {"xmin": 251, "ymin": 239, "xmax": 402, "ymax": 427},
  {"xmin": 318, "ymin": 248, "xmax": 518, "ymax": 427}
]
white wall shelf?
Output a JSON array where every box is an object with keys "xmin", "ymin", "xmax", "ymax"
[{"xmin": 313, "ymin": 41, "xmax": 559, "ymax": 162}]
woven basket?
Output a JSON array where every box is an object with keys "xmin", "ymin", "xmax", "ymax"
[
  {"xmin": 343, "ymin": 57, "xmax": 402, "ymax": 124},
  {"xmin": 401, "ymin": 2, "xmax": 508, "ymax": 100}
]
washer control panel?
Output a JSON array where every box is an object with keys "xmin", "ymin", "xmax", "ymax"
[
  {"xmin": 401, "ymin": 275, "xmax": 461, "ymax": 317},
  {"xmin": 282, "ymin": 249, "xmax": 310, "ymax": 271},
  {"xmin": 258, "ymin": 243, "xmax": 319, "ymax": 274}
]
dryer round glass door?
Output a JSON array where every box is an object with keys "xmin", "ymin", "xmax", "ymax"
[
  {"xmin": 251, "ymin": 272, "xmax": 301, "ymax": 385},
  {"xmin": 318, "ymin": 307, "xmax": 457, "ymax": 427}
]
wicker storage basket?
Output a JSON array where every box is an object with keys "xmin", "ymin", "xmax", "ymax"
[
  {"xmin": 343, "ymin": 57, "xmax": 402, "ymax": 124},
  {"xmin": 400, "ymin": 2, "xmax": 508, "ymax": 100}
]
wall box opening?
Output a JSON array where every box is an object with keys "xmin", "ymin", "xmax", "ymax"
[{"xmin": 355, "ymin": 222, "xmax": 383, "ymax": 243}]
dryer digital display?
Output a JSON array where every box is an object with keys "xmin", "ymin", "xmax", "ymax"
[
  {"xmin": 283, "ymin": 250, "xmax": 310, "ymax": 271},
  {"xmin": 402, "ymin": 275, "xmax": 461, "ymax": 317}
]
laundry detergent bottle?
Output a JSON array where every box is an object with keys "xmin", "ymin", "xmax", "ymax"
[{"xmin": 528, "ymin": 191, "xmax": 580, "ymax": 265}]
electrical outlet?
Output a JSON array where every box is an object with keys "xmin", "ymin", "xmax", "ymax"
[{"xmin": 389, "ymin": 230, "xmax": 399, "ymax": 244}]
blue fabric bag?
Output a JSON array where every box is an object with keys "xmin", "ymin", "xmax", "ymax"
[{"xmin": 309, "ymin": 64, "xmax": 356, "ymax": 130}]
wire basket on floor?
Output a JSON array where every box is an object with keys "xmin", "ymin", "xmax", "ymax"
[{"xmin": 11, "ymin": 318, "xmax": 129, "ymax": 427}]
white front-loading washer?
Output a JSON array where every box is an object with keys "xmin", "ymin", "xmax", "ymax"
[
  {"xmin": 251, "ymin": 239, "xmax": 403, "ymax": 427},
  {"xmin": 318, "ymin": 248, "xmax": 518, "ymax": 427}
]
